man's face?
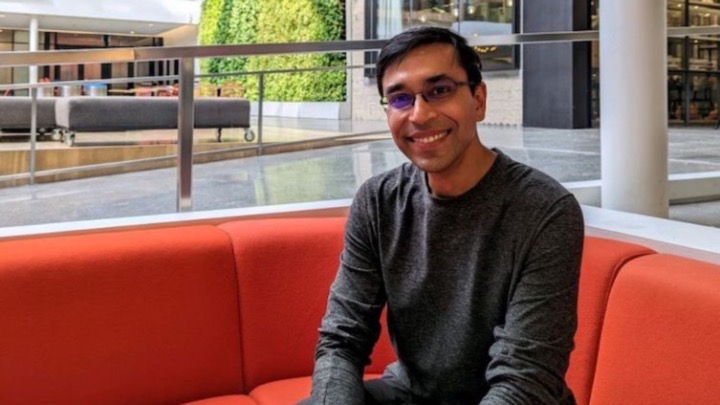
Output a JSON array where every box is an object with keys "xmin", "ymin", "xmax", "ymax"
[{"xmin": 381, "ymin": 43, "xmax": 487, "ymax": 176}]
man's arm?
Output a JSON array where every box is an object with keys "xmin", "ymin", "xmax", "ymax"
[
  {"xmin": 481, "ymin": 195, "xmax": 584, "ymax": 405},
  {"xmin": 310, "ymin": 186, "xmax": 386, "ymax": 404}
]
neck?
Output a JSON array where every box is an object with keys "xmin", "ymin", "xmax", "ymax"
[{"xmin": 427, "ymin": 142, "xmax": 497, "ymax": 198}]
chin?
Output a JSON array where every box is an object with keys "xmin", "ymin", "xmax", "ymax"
[{"xmin": 411, "ymin": 159, "xmax": 448, "ymax": 174}]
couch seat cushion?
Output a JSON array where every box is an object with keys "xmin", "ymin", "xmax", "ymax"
[
  {"xmin": 249, "ymin": 374, "xmax": 383, "ymax": 405},
  {"xmin": 183, "ymin": 394, "xmax": 259, "ymax": 405}
]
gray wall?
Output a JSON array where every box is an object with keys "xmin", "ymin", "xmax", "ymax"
[{"xmin": 522, "ymin": 0, "xmax": 591, "ymax": 128}]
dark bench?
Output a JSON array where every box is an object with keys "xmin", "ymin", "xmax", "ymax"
[
  {"xmin": 0, "ymin": 97, "xmax": 58, "ymax": 139},
  {"xmin": 55, "ymin": 96, "xmax": 253, "ymax": 146}
]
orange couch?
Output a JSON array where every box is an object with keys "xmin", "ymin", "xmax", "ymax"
[{"xmin": 0, "ymin": 217, "xmax": 717, "ymax": 405}]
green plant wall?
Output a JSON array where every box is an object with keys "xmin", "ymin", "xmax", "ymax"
[
  {"xmin": 198, "ymin": 0, "xmax": 346, "ymax": 102},
  {"xmin": 198, "ymin": 0, "xmax": 237, "ymax": 85}
]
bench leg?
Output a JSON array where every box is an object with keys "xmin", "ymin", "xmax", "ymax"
[{"xmin": 59, "ymin": 130, "xmax": 76, "ymax": 147}]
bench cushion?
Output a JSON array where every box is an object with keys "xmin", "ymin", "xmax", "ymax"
[
  {"xmin": 248, "ymin": 374, "xmax": 383, "ymax": 405},
  {"xmin": 589, "ymin": 254, "xmax": 720, "ymax": 405},
  {"xmin": 55, "ymin": 96, "xmax": 250, "ymax": 131},
  {"xmin": 566, "ymin": 236, "xmax": 653, "ymax": 405},
  {"xmin": 182, "ymin": 395, "xmax": 260, "ymax": 405},
  {"xmin": 0, "ymin": 225, "xmax": 244, "ymax": 405},
  {"xmin": 219, "ymin": 218, "xmax": 396, "ymax": 393},
  {"xmin": 0, "ymin": 97, "xmax": 57, "ymax": 129}
]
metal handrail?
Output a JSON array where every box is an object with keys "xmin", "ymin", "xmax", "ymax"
[
  {"xmin": 0, "ymin": 75, "xmax": 180, "ymax": 92},
  {"xmin": 1, "ymin": 27, "xmax": 719, "ymax": 68}
]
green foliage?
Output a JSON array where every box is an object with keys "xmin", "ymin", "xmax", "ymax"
[
  {"xmin": 199, "ymin": 0, "xmax": 237, "ymax": 85},
  {"xmin": 197, "ymin": 0, "xmax": 346, "ymax": 101},
  {"xmin": 219, "ymin": 0, "xmax": 258, "ymax": 81}
]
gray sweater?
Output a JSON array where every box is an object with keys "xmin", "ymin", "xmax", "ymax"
[{"xmin": 311, "ymin": 150, "xmax": 584, "ymax": 404}]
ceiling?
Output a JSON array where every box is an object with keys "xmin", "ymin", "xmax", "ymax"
[{"xmin": 0, "ymin": 11, "xmax": 189, "ymax": 37}]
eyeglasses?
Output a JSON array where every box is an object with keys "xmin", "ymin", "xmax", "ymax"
[{"xmin": 380, "ymin": 78, "xmax": 471, "ymax": 111}]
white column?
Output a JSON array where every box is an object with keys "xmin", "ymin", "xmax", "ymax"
[
  {"xmin": 29, "ymin": 17, "xmax": 39, "ymax": 84},
  {"xmin": 600, "ymin": 0, "xmax": 669, "ymax": 218}
]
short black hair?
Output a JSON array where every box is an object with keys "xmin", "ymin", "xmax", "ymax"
[{"xmin": 375, "ymin": 26, "xmax": 483, "ymax": 96}]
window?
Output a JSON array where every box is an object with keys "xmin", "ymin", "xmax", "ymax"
[{"xmin": 365, "ymin": 0, "xmax": 518, "ymax": 78}]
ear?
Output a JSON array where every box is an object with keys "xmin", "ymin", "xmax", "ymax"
[{"xmin": 473, "ymin": 81, "xmax": 487, "ymax": 122}]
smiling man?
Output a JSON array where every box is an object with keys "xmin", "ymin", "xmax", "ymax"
[{"xmin": 305, "ymin": 27, "xmax": 584, "ymax": 405}]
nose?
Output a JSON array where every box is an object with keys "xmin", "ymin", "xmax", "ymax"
[{"xmin": 408, "ymin": 94, "xmax": 437, "ymax": 125}]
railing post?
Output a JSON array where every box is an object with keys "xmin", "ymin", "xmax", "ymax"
[
  {"xmin": 257, "ymin": 72, "xmax": 265, "ymax": 155},
  {"xmin": 177, "ymin": 57, "xmax": 195, "ymax": 212},
  {"xmin": 29, "ymin": 86, "xmax": 37, "ymax": 185}
]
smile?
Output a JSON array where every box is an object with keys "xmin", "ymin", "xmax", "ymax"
[{"xmin": 413, "ymin": 130, "xmax": 449, "ymax": 144}]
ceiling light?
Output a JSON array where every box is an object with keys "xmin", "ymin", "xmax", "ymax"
[
  {"xmin": 148, "ymin": 23, "xmax": 154, "ymax": 27},
  {"xmin": 130, "ymin": 30, "xmax": 135, "ymax": 34}
]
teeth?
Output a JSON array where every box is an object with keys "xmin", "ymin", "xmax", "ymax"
[{"xmin": 415, "ymin": 131, "xmax": 448, "ymax": 144}]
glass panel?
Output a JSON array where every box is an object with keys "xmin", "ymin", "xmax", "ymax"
[
  {"xmin": 668, "ymin": 0, "xmax": 685, "ymax": 27},
  {"xmin": 58, "ymin": 65, "xmax": 78, "ymax": 82},
  {"xmin": 689, "ymin": 1, "xmax": 720, "ymax": 27},
  {"xmin": 0, "ymin": 29, "xmax": 12, "ymax": 43},
  {"xmin": 0, "ymin": 41, "xmax": 11, "ymax": 93},
  {"xmin": 668, "ymin": 38, "xmax": 684, "ymax": 69},
  {"xmin": 55, "ymin": 32, "xmax": 104, "ymax": 48},
  {"xmin": 459, "ymin": 0, "xmax": 515, "ymax": 70},
  {"xmin": 13, "ymin": 30, "xmax": 28, "ymax": 43},
  {"xmin": 590, "ymin": 0, "xmax": 599, "ymax": 29},
  {"xmin": 12, "ymin": 66, "xmax": 29, "ymax": 96},
  {"xmin": 109, "ymin": 62, "xmax": 130, "ymax": 92},
  {"xmin": 688, "ymin": 37, "xmax": 719, "ymax": 71},
  {"xmin": 374, "ymin": 0, "xmax": 406, "ymax": 39},
  {"xmin": 371, "ymin": 0, "xmax": 516, "ymax": 71},
  {"xmin": 108, "ymin": 35, "xmax": 158, "ymax": 47},
  {"xmin": 83, "ymin": 63, "xmax": 102, "ymax": 81},
  {"xmin": 591, "ymin": 39, "xmax": 600, "ymax": 126},
  {"xmin": 669, "ymin": 72, "xmax": 686, "ymax": 123},
  {"xmin": 407, "ymin": 0, "xmax": 453, "ymax": 27},
  {"xmin": 688, "ymin": 72, "xmax": 720, "ymax": 124}
]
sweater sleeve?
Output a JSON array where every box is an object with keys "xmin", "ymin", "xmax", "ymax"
[
  {"xmin": 481, "ymin": 195, "xmax": 584, "ymax": 405},
  {"xmin": 310, "ymin": 182, "xmax": 387, "ymax": 404}
]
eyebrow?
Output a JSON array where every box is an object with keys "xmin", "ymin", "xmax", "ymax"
[{"xmin": 383, "ymin": 74, "xmax": 453, "ymax": 95}]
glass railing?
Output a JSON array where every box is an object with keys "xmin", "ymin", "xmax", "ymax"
[{"xmin": 1, "ymin": 27, "xmax": 719, "ymax": 229}]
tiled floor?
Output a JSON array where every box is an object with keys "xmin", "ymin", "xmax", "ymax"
[{"xmin": 0, "ymin": 121, "xmax": 719, "ymax": 228}]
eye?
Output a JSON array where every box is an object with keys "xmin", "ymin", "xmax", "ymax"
[
  {"xmin": 427, "ymin": 83, "xmax": 455, "ymax": 98},
  {"xmin": 388, "ymin": 93, "xmax": 414, "ymax": 109}
]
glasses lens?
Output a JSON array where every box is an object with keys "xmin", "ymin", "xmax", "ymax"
[
  {"xmin": 388, "ymin": 93, "xmax": 414, "ymax": 110},
  {"xmin": 425, "ymin": 80, "xmax": 457, "ymax": 102}
]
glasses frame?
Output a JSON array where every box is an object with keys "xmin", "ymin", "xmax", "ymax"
[{"xmin": 380, "ymin": 78, "xmax": 473, "ymax": 111}]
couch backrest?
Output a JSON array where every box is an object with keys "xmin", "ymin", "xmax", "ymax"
[
  {"xmin": 219, "ymin": 217, "xmax": 396, "ymax": 392},
  {"xmin": 589, "ymin": 254, "xmax": 720, "ymax": 405},
  {"xmin": 567, "ymin": 236, "xmax": 653, "ymax": 405},
  {"xmin": 0, "ymin": 225, "xmax": 243, "ymax": 405}
]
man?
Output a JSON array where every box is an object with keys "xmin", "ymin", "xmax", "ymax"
[{"xmin": 305, "ymin": 27, "xmax": 584, "ymax": 404}]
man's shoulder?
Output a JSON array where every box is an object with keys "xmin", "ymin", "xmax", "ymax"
[
  {"xmin": 497, "ymin": 151, "xmax": 571, "ymax": 200},
  {"xmin": 493, "ymin": 151, "xmax": 578, "ymax": 217},
  {"xmin": 357, "ymin": 162, "xmax": 418, "ymax": 199}
]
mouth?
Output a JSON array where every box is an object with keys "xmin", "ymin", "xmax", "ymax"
[{"xmin": 411, "ymin": 130, "xmax": 449, "ymax": 144}]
